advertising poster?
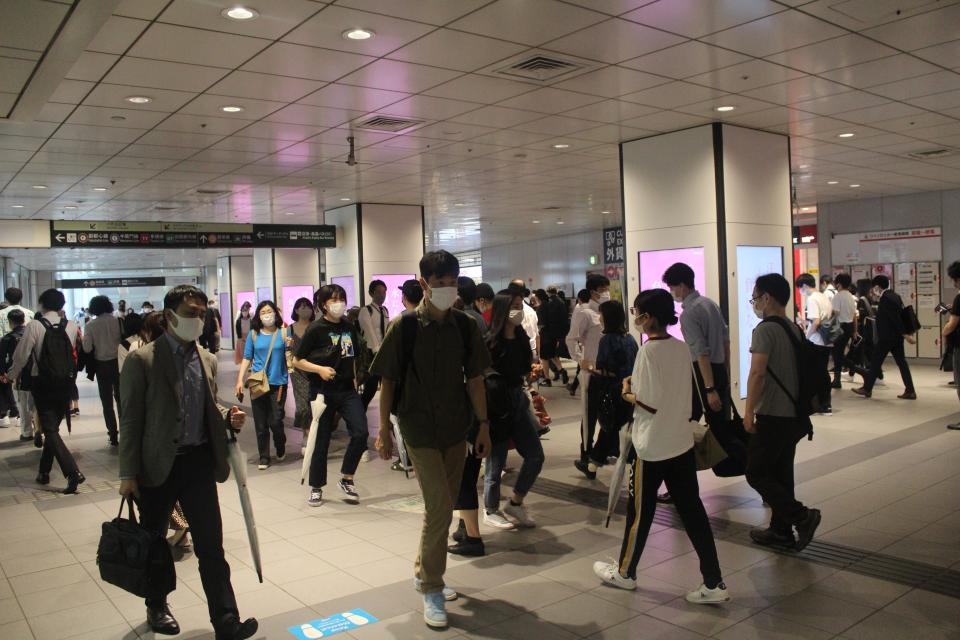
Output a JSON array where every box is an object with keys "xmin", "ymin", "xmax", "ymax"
[
  {"xmin": 371, "ymin": 274, "xmax": 416, "ymax": 318},
  {"xmin": 235, "ymin": 291, "xmax": 255, "ymax": 319},
  {"xmin": 332, "ymin": 276, "xmax": 357, "ymax": 307},
  {"xmin": 736, "ymin": 246, "xmax": 784, "ymax": 399},
  {"xmin": 637, "ymin": 247, "xmax": 706, "ymax": 341},
  {"xmin": 281, "ymin": 285, "xmax": 315, "ymax": 320}
]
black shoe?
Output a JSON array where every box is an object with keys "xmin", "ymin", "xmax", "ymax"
[
  {"xmin": 63, "ymin": 472, "xmax": 85, "ymax": 495},
  {"xmin": 831, "ymin": 380, "xmax": 842, "ymax": 389},
  {"xmin": 561, "ymin": 370, "xmax": 569, "ymax": 385},
  {"xmin": 574, "ymin": 459, "xmax": 596, "ymax": 480},
  {"xmin": 215, "ymin": 617, "xmax": 258, "ymax": 640},
  {"xmin": 338, "ymin": 477, "xmax": 359, "ymax": 504},
  {"xmin": 147, "ymin": 604, "xmax": 180, "ymax": 635},
  {"xmin": 537, "ymin": 425, "xmax": 551, "ymax": 437},
  {"xmin": 898, "ymin": 391, "xmax": 917, "ymax": 400},
  {"xmin": 749, "ymin": 527, "xmax": 796, "ymax": 548},
  {"xmin": 448, "ymin": 536, "xmax": 485, "ymax": 557},
  {"xmin": 656, "ymin": 492, "xmax": 673, "ymax": 504},
  {"xmin": 276, "ymin": 443, "xmax": 286, "ymax": 462},
  {"xmin": 948, "ymin": 423, "xmax": 960, "ymax": 430},
  {"xmin": 451, "ymin": 518, "xmax": 467, "ymax": 543},
  {"xmin": 794, "ymin": 508, "xmax": 822, "ymax": 551},
  {"xmin": 109, "ymin": 434, "xmax": 119, "ymax": 447},
  {"xmin": 540, "ymin": 378, "xmax": 552, "ymax": 387},
  {"xmin": 36, "ymin": 472, "xmax": 49, "ymax": 485},
  {"xmin": 33, "ymin": 433, "xmax": 43, "ymax": 448}
]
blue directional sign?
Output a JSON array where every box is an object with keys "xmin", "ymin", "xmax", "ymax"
[{"xmin": 287, "ymin": 609, "xmax": 378, "ymax": 639}]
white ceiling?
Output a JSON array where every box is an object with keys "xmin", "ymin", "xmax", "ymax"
[
  {"xmin": 0, "ymin": 0, "xmax": 959, "ymax": 258},
  {"xmin": 2, "ymin": 246, "xmax": 246, "ymax": 271}
]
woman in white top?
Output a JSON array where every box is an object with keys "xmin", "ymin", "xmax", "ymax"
[{"xmin": 593, "ymin": 288, "xmax": 728, "ymax": 605}]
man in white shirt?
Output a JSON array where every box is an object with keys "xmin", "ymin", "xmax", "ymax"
[
  {"xmin": 8, "ymin": 288, "xmax": 84, "ymax": 493},
  {"xmin": 359, "ymin": 279, "xmax": 389, "ymax": 409},
  {"xmin": 82, "ymin": 295, "xmax": 123, "ymax": 445},
  {"xmin": 830, "ymin": 273, "xmax": 859, "ymax": 389},
  {"xmin": 797, "ymin": 273, "xmax": 834, "ymax": 414},
  {"xmin": 0, "ymin": 287, "xmax": 32, "ymax": 336},
  {"xmin": 820, "ymin": 275, "xmax": 837, "ymax": 300},
  {"xmin": 566, "ymin": 275, "xmax": 610, "ymax": 475},
  {"xmin": 509, "ymin": 279, "xmax": 540, "ymax": 357}
]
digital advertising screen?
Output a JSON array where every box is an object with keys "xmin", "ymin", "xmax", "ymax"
[
  {"xmin": 235, "ymin": 291, "xmax": 255, "ymax": 320},
  {"xmin": 332, "ymin": 276, "xmax": 356, "ymax": 307},
  {"xmin": 736, "ymin": 245, "xmax": 784, "ymax": 399},
  {"xmin": 371, "ymin": 274, "xmax": 416, "ymax": 318},
  {"xmin": 281, "ymin": 285, "xmax": 315, "ymax": 322},
  {"xmin": 637, "ymin": 247, "xmax": 706, "ymax": 341}
]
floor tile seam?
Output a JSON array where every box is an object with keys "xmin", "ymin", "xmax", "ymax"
[{"xmin": 874, "ymin": 587, "xmax": 960, "ymax": 632}]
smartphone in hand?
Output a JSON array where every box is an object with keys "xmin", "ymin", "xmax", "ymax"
[{"xmin": 236, "ymin": 390, "xmax": 244, "ymax": 403}]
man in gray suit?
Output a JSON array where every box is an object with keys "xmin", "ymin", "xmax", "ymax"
[{"xmin": 119, "ymin": 285, "xmax": 257, "ymax": 640}]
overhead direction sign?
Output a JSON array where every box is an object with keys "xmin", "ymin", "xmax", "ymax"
[
  {"xmin": 57, "ymin": 277, "xmax": 166, "ymax": 289},
  {"xmin": 50, "ymin": 221, "xmax": 336, "ymax": 249}
]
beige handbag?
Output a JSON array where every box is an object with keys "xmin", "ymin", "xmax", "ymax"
[{"xmin": 244, "ymin": 330, "xmax": 280, "ymax": 400}]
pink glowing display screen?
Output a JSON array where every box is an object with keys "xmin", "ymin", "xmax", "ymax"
[
  {"xmin": 281, "ymin": 285, "xmax": 314, "ymax": 321},
  {"xmin": 235, "ymin": 291, "xmax": 255, "ymax": 320},
  {"xmin": 371, "ymin": 274, "xmax": 416, "ymax": 319},
  {"xmin": 637, "ymin": 247, "xmax": 706, "ymax": 341},
  {"xmin": 332, "ymin": 276, "xmax": 356, "ymax": 307}
]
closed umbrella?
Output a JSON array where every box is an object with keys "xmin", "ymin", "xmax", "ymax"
[
  {"xmin": 300, "ymin": 396, "xmax": 326, "ymax": 485},
  {"xmin": 391, "ymin": 414, "xmax": 410, "ymax": 479},
  {"xmin": 226, "ymin": 429, "xmax": 262, "ymax": 583},
  {"xmin": 605, "ymin": 425, "xmax": 633, "ymax": 528}
]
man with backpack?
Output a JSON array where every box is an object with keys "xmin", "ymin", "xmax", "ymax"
[
  {"xmin": 744, "ymin": 274, "xmax": 821, "ymax": 551},
  {"xmin": 358, "ymin": 279, "xmax": 389, "ymax": 409},
  {"xmin": 8, "ymin": 289, "xmax": 84, "ymax": 493},
  {"xmin": 853, "ymin": 274, "xmax": 917, "ymax": 400},
  {"xmin": 796, "ymin": 273, "xmax": 835, "ymax": 415},
  {"xmin": 371, "ymin": 251, "xmax": 491, "ymax": 630}
]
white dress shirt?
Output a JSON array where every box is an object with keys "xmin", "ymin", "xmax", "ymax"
[
  {"xmin": 566, "ymin": 301, "xmax": 602, "ymax": 365},
  {"xmin": 521, "ymin": 301, "xmax": 539, "ymax": 356},
  {"xmin": 82, "ymin": 313, "xmax": 123, "ymax": 360},
  {"xmin": 358, "ymin": 302, "xmax": 389, "ymax": 353}
]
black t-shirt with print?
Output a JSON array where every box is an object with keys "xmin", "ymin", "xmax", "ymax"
[{"xmin": 296, "ymin": 317, "xmax": 358, "ymax": 390}]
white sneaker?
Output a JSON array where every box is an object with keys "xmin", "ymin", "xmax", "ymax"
[
  {"xmin": 413, "ymin": 578, "xmax": 458, "ymax": 601},
  {"xmin": 0, "ymin": 416, "xmax": 9, "ymax": 427},
  {"xmin": 593, "ymin": 561, "xmax": 636, "ymax": 591},
  {"xmin": 503, "ymin": 501, "xmax": 535, "ymax": 528},
  {"xmin": 483, "ymin": 510, "xmax": 515, "ymax": 530},
  {"xmin": 685, "ymin": 583, "xmax": 730, "ymax": 604}
]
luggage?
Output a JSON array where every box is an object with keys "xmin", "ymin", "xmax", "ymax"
[{"xmin": 97, "ymin": 497, "xmax": 175, "ymax": 599}]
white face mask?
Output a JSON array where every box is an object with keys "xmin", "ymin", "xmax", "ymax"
[
  {"xmin": 260, "ymin": 313, "xmax": 275, "ymax": 328},
  {"xmin": 752, "ymin": 297, "xmax": 764, "ymax": 320},
  {"xmin": 169, "ymin": 311, "xmax": 203, "ymax": 342},
  {"xmin": 326, "ymin": 302, "xmax": 346, "ymax": 318},
  {"xmin": 508, "ymin": 309, "xmax": 524, "ymax": 325},
  {"xmin": 429, "ymin": 286, "xmax": 458, "ymax": 311},
  {"xmin": 597, "ymin": 291, "xmax": 611, "ymax": 304}
]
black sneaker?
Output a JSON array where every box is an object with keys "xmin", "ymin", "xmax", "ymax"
[
  {"xmin": 451, "ymin": 518, "xmax": 467, "ymax": 543},
  {"xmin": 109, "ymin": 434, "xmax": 119, "ymax": 447},
  {"xmin": 19, "ymin": 435, "xmax": 32, "ymax": 442},
  {"xmin": 276, "ymin": 444, "xmax": 286, "ymax": 462},
  {"xmin": 36, "ymin": 472, "xmax": 49, "ymax": 485},
  {"xmin": 338, "ymin": 477, "xmax": 359, "ymax": 504},
  {"xmin": 948, "ymin": 423, "xmax": 960, "ymax": 430},
  {"xmin": 794, "ymin": 508, "xmax": 822, "ymax": 551},
  {"xmin": 33, "ymin": 433, "xmax": 43, "ymax": 448},
  {"xmin": 63, "ymin": 472, "xmax": 85, "ymax": 495},
  {"xmin": 448, "ymin": 536, "xmax": 485, "ymax": 557},
  {"xmin": 574, "ymin": 459, "xmax": 596, "ymax": 480},
  {"xmin": 749, "ymin": 527, "xmax": 796, "ymax": 548},
  {"xmin": 537, "ymin": 425, "xmax": 551, "ymax": 437}
]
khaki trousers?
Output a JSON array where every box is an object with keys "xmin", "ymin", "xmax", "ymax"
[{"xmin": 407, "ymin": 441, "xmax": 467, "ymax": 594}]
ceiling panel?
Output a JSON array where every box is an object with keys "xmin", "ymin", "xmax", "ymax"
[
  {"xmin": 127, "ymin": 23, "xmax": 271, "ymax": 69},
  {"xmin": 621, "ymin": 41, "xmax": 749, "ymax": 79},
  {"xmin": 622, "ymin": 0, "xmax": 783, "ymax": 38},
  {"xmin": 701, "ymin": 10, "xmax": 846, "ymax": 57},
  {"xmin": 158, "ymin": 0, "xmax": 323, "ymax": 40},
  {"xmin": 449, "ymin": 0, "xmax": 607, "ymax": 46},
  {"xmin": 543, "ymin": 18, "xmax": 685, "ymax": 64},
  {"xmin": 387, "ymin": 29, "xmax": 528, "ymax": 73},
  {"xmin": 283, "ymin": 6, "xmax": 435, "ymax": 57}
]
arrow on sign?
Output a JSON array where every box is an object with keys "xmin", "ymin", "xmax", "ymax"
[
  {"xmin": 55, "ymin": 234, "xmax": 66, "ymax": 242},
  {"xmin": 256, "ymin": 232, "xmax": 265, "ymax": 239},
  {"xmin": 200, "ymin": 235, "xmax": 208, "ymax": 244}
]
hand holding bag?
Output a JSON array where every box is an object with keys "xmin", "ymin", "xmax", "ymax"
[
  {"xmin": 96, "ymin": 497, "xmax": 175, "ymax": 599},
  {"xmin": 690, "ymin": 365, "xmax": 728, "ymax": 471},
  {"xmin": 244, "ymin": 330, "xmax": 279, "ymax": 400}
]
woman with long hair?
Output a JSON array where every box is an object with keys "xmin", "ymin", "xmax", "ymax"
[
  {"xmin": 450, "ymin": 290, "xmax": 545, "ymax": 555},
  {"xmin": 235, "ymin": 300, "xmax": 288, "ymax": 470},
  {"xmin": 294, "ymin": 285, "xmax": 366, "ymax": 507},
  {"xmin": 286, "ymin": 297, "xmax": 315, "ymax": 454},
  {"xmin": 234, "ymin": 301, "xmax": 252, "ymax": 365},
  {"xmin": 593, "ymin": 289, "xmax": 727, "ymax": 604}
]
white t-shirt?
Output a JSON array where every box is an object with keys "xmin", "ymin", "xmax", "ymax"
[
  {"xmin": 565, "ymin": 301, "xmax": 602, "ymax": 365},
  {"xmin": 805, "ymin": 291, "xmax": 833, "ymax": 346},
  {"xmin": 521, "ymin": 302, "xmax": 539, "ymax": 356},
  {"xmin": 630, "ymin": 336, "xmax": 694, "ymax": 462},
  {"xmin": 833, "ymin": 290, "xmax": 857, "ymax": 324}
]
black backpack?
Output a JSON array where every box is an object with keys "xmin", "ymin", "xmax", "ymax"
[
  {"xmin": 37, "ymin": 318, "xmax": 77, "ymax": 387},
  {"xmin": 393, "ymin": 310, "xmax": 473, "ymax": 415},
  {"xmin": 761, "ymin": 316, "xmax": 829, "ymax": 427}
]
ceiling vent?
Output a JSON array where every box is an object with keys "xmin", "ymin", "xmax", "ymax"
[
  {"xmin": 907, "ymin": 148, "xmax": 955, "ymax": 160},
  {"xmin": 495, "ymin": 53, "xmax": 588, "ymax": 82},
  {"xmin": 355, "ymin": 115, "xmax": 425, "ymax": 133},
  {"xmin": 154, "ymin": 204, "xmax": 182, "ymax": 211},
  {"xmin": 542, "ymin": 206, "xmax": 562, "ymax": 210},
  {"xmin": 195, "ymin": 189, "xmax": 231, "ymax": 196}
]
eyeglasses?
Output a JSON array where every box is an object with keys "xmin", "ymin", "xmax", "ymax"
[{"xmin": 749, "ymin": 296, "xmax": 763, "ymax": 305}]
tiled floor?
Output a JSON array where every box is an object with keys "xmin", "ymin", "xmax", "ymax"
[{"xmin": 0, "ymin": 358, "xmax": 958, "ymax": 640}]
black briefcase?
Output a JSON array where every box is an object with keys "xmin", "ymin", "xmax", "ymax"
[{"xmin": 97, "ymin": 497, "xmax": 175, "ymax": 598}]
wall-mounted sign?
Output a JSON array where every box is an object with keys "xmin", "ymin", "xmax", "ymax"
[
  {"xmin": 57, "ymin": 277, "xmax": 166, "ymax": 289},
  {"xmin": 831, "ymin": 226, "xmax": 941, "ymax": 265},
  {"xmin": 50, "ymin": 221, "xmax": 336, "ymax": 250},
  {"xmin": 603, "ymin": 226, "xmax": 625, "ymax": 266}
]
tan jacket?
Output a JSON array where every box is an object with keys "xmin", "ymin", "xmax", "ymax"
[{"xmin": 119, "ymin": 336, "xmax": 231, "ymax": 487}]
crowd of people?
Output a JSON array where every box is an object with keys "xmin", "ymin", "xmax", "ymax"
[{"xmin": 0, "ymin": 255, "xmax": 957, "ymax": 635}]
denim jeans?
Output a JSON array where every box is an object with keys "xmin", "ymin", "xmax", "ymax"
[
  {"xmin": 484, "ymin": 388, "xmax": 544, "ymax": 511},
  {"xmin": 309, "ymin": 384, "xmax": 368, "ymax": 488}
]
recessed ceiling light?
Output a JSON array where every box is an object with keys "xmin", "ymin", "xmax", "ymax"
[
  {"xmin": 601, "ymin": 210, "xmax": 611, "ymax": 214},
  {"xmin": 343, "ymin": 28, "xmax": 374, "ymax": 40},
  {"xmin": 827, "ymin": 181, "xmax": 838, "ymax": 185},
  {"xmin": 850, "ymin": 184, "xmax": 861, "ymax": 188},
  {"xmin": 63, "ymin": 206, "xmax": 78, "ymax": 209},
  {"xmin": 837, "ymin": 132, "xmax": 855, "ymax": 138},
  {"xmin": 798, "ymin": 164, "xmax": 809, "ymax": 169},
  {"xmin": 125, "ymin": 95, "xmax": 152, "ymax": 104},
  {"xmin": 552, "ymin": 143, "xmax": 570, "ymax": 149},
  {"xmin": 454, "ymin": 203, "xmax": 465, "ymax": 207},
  {"xmin": 10, "ymin": 204, "xmax": 24, "ymax": 208},
  {"xmin": 714, "ymin": 105, "xmax": 735, "ymax": 112},
  {"xmin": 556, "ymin": 220, "xmax": 565, "ymax": 225},
  {"xmin": 340, "ymin": 197, "xmax": 351, "ymax": 201},
  {"xmin": 285, "ymin": 211, "xmax": 295, "ymax": 215},
  {"xmin": 220, "ymin": 105, "xmax": 244, "ymax": 113},
  {"xmin": 532, "ymin": 220, "xmax": 540, "ymax": 224},
  {"xmin": 801, "ymin": 207, "xmax": 812, "ymax": 212},
  {"xmin": 32, "ymin": 185, "xmax": 47, "ymax": 189},
  {"xmin": 221, "ymin": 6, "xmax": 258, "ymax": 20}
]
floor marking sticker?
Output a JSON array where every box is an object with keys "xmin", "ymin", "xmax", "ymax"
[{"xmin": 288, "ymin": 609, "xmax": 378, "ymax": 639}]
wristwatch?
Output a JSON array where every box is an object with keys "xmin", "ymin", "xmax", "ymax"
[{"xmin": 705, "ymin": 386, "xmax": 716, "ymax": 393}]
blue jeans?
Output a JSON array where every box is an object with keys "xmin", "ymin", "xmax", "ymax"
[
  {"xmin": 484, "ymin": 389, "xmax": 544, "ymax": 511},
  {"xmin": 309, "ymin": 384, "xmax": 368, "ymax": 488}
]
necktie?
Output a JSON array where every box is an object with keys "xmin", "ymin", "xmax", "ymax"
[{"xmin": 379, "ymin": 306, "xmax": 386, "ymax": 338}]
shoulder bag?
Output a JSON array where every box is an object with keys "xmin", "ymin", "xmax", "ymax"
[
  {"xmin": 97, "ymin": 497, "xmax": 175, "ymax": 599},
  {"xmin": 244, "ymin": 329, "xmax": 280, "ymax": 400}
]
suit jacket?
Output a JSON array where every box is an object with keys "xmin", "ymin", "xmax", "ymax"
[
  {"xmin": 119, "ymin": 336, "xmax": 231, "ymax": 487},
  {"xmin": 876, "ymin": 289, "xmax": 906, "ymax": 342}
]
